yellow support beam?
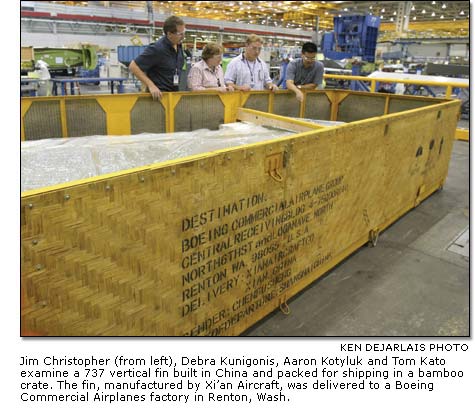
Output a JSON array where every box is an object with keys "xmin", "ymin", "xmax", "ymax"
[
  {"xmin": 20, "ymin": 100, "xmax": 32, "ymax": 141},
  {"xmin": 59, "ymin": 98, "xmax": 68, "ymax": 138},
  {"xmin": 96, "ymin": 96, "xmax": 138, "ymax": 136},
  {"xmin": 456, "ymin": 128, "xmax": 469, "ymax": 142}
]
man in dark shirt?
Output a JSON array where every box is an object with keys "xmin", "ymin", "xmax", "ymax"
[
  {"xmin": 129, "ymin": 16, "xmax": 185, "ymax": 100},
  {"xmin": 286, "ymin": 42, "xmax": 324, "ymax": 103}
]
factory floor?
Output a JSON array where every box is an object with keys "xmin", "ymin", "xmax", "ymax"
[{"xmin": 244, "ymin": 139, "xmax": 469, "ymax": 337}]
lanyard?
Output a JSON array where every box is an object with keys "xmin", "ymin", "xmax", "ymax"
[
  {"xmin": 244, "ymin": 55, "xmax": 258, "ymax": 82},
  {"xmin": 245, "ymin": 60, "xmax": 257, "ymax": 82},
  {"xmin": 173, "ymin": 44, "xmax": 181, "ymax": 75}
]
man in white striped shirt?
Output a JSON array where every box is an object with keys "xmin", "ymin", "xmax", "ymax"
[{"xmin": 224, "ymin": 35, "xmax": 278, "ymax": 92}]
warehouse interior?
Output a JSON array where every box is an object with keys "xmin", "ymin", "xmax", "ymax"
[{"xmin": 20, "ymin": 1, "xmax": 469, "ymax": 337}]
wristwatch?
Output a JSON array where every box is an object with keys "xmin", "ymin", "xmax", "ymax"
[{"xmin": 297, "ymin": 85, "xmax": 302, "ymax": 89}]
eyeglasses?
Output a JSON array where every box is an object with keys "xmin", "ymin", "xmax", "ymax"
[
  {"xmin": 303, "ymin": 55, "xmax": 316, "ymax": 61},
  {"xmin": 174, "ymin": 31, "xmax": 186, "ymax": 36}
]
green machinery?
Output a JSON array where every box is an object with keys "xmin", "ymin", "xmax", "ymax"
[{"xmin": 21, "ymin": 46, "xmax": 97, "ymax": 75}]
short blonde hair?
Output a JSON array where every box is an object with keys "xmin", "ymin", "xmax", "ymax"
[
  {"xmin": 246, "ymin": 34, "xmax": 264, "ymax": 45},
  {"xmin": 201, "ymin": 43, "xmax": 223, "ymax": 61}
]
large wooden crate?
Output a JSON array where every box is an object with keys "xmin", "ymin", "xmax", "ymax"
[{"xmin": 20, "ymin": 90, "xmax": 461, "ymax": 336}]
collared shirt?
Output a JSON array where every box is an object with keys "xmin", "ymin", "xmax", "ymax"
[
  {"xmin": 187, "ymin": 60, "xmax": 225, "ymax": 90},
  {"xmin": 286, "ymin": 58, "xmax": 324, "ymax": 87},
  {"xmin": 134, "ymin": 36, "xmax": 184, "ymax": 92},
  {"xmin": 224, "ymin": 53, "xmax": 272, "ymax": 90}
]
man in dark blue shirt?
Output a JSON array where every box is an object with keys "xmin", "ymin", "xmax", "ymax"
[{"xmin": 129, "ymin": 16, "xmax": 185, "ymax": 100}]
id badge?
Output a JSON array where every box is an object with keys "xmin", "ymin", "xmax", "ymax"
[{"xmin": 173, "ymin": 74, "xmax": 179, "ymax": 85}]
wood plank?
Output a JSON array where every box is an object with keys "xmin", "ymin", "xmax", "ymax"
[{"xmin": 236, "ymin": 107, "xmax": 325, "ymax": 132}]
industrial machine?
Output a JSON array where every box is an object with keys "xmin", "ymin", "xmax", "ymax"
[
  {"xmin": 21, "ymin": 46, "xmax": 97, "ymax": 76},
  {"xmin": 322, "ymin": 15, "xmax": 380, "ymax": 63}
]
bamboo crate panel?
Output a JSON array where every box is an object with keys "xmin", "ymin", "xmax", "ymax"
[
  {"xmin": 388, "ymin": 96, "xmax": 444, "ymax": 114},
  {"xmin": 242, "ymin": 92, "xmax": 270, "ymax": 113},
  {"xmin": 66, "ymin": 99, "xmax": 107, "ymax": 137},
  {"xmin": 130, "ymin": 97, "xmax": 166, "ymax": 134},
  {"xmin": 23, "ymin": 100, "xmax": 63, "ymax": 141},
  {"xmin": 303, "ymin": 92, "xmax": 332, "ymax": 121},
  {"xmin": 272, "ymin": 92, "xmax": 300, "ymax": 118},
  {"xmin": 21, "ymin": 91, "xmax": 461, "ymax": 336},
  {"xmin": 337, "ymin": 94, "xmax": 386, "ymax": 122},
  {"xmin": 174, "ymin": 95, "xmax": 224, "ymax": 132}
]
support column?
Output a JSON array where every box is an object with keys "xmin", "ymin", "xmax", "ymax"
[{"xmin": 396, "ymin": 2, "xmax": 412, "ymax": 34}]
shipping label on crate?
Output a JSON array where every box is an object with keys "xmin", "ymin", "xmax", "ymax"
[{"xmin": 177, "ymin": 170, "xmax": 349, "ymax": 336}]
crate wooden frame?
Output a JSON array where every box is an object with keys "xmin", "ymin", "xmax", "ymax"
[{"xmin": 21, "ymin": 90, "xmax": 461, "ymax": 336}]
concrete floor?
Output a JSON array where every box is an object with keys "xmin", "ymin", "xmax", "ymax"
[{"xmin": 244, "ymin": 140, "xmax": 469, "ymax": 337}]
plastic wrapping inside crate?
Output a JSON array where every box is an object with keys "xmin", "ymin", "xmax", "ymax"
[{"xmin": 21, "ymin": 122, "xmax": 293, "ymax": 192}]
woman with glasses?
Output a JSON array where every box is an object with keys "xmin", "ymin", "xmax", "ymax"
[
  {"xmin": 285, "ymin": 42, "xmax": 324, "ymax": 103},
  {"xmin": 187, "ymin": 43, "xmax": 233, "ymax": 93},
  {"xmin": 129, "ymin": 15, "xmax": 186, "ymax": 100}
]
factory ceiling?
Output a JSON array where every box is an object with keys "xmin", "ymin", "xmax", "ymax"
[{"xmin": 46, "ymin": 1, "xmax": 471, "ymax": 39}]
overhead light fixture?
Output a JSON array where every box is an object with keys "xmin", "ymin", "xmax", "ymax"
[
  {"xmin": 440, "ymin": 15, "xmax": 444, "ymax": 19},
  {"xmin": 393, "ymin": 11, "xmax": 397, "ymax": 15},
  {"xmin": 442, "ymin": 3, "xmax": 446, "ymax": 8},
  {"xmin": 390, "ymin": 17, "xmax": 394, "ymax": 22},
  {"xmin": 381, "ymin": 8, "xmax": 385, "ymax": 12},
  {"xmin": 431, "ymin": 12, "xmax": 436, "ymax": 16},
  {"xmin": 413, "ymin": 16, "xmax": 416, "ymax": 20},
  {"xmin": 411, "ymin": 6, "xmax": 415, "ymax": 11},
  {"xmin": 422, "ymin": 9, "xmax": 426, "ymax": 14},
  {"xmin": 460, "ymin": 10, "xmax": 465, "ymax": 15},
  {"xmin": 432, "ymin": 1, "xmax": 436, "ymax": 4}
]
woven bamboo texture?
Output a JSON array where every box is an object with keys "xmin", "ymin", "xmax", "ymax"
[{"xmin": 21, "ymin": 92, "xmax": 460, "ymax": 336}]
